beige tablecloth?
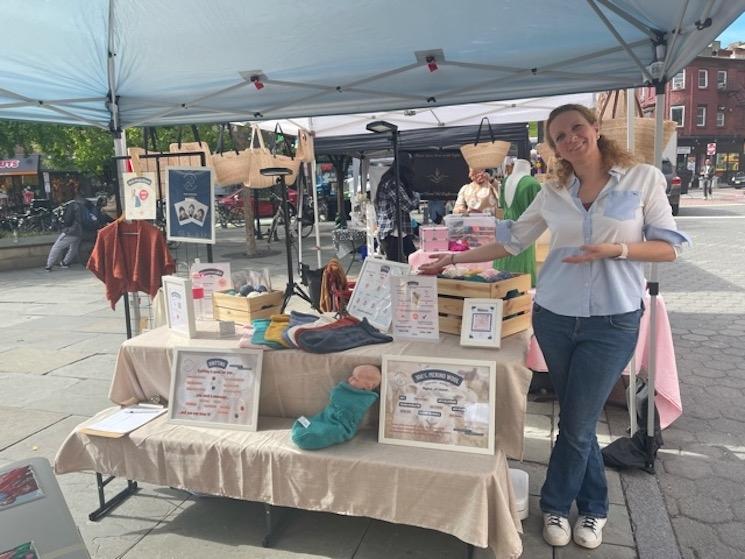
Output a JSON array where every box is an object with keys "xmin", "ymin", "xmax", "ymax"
[
  {"xmin": 109, "ymin": 325, "xmax": 532, "ymax": 459},
  {"xmin": 55, "ymin": 414, "xmax": 523, "ymax": 558}
]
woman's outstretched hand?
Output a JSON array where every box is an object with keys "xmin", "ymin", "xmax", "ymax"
[
  {"xmin": 418, "ymin": 253, "xmax": 452, "ymax": 275},
  {"xmin": 562, "ymin": 243, "xmax": 621, "ymax": 263}
]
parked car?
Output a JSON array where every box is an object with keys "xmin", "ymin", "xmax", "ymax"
[
  {"xmin": 216, "ymin": 187, "xmax": 298, "ymax": 228},
  {"xmin": 731, "ymin": 172, "xmax": 745, "ymax": 189},
  {"xmin": 661, "ymin": 159, "xmax": 681, "ymax": 216}
]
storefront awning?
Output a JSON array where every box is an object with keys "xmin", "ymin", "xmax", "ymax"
[{"xmin": 0, "ymin": 155, "xmax": 40, "ymax": 176}]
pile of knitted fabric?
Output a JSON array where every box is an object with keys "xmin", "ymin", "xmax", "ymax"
[{"xmin": 247, "ymin": 311, "xmax": 392, "ymax": 353}]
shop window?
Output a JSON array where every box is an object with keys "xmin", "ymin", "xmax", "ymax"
[
  {"xmin": 672, "ymin": 71, "xmax": 685, "ymax": 90},
  {"xmin": 696, "ymin": 106, "xmax": 706, "ymax": 127},
  {"xmin": 716, "ymin": 111, "xmax": 725, "ymax": 127},
  {"xmin": 698, "ymin": 69, "xmax": 708, "ymax": 89},
  {"xmin": 670, "ymin": 106, "xmax": 685, "ymax": 127}
]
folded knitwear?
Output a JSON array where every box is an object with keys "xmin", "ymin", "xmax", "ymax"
[
  {"xmin": 286, "ymin": 315, "xmax": 336, "ymax": 347},
  {"xmin": 251, "ymin": 318, "xmax": 285, "ymax": 350},
  {"xmin": 265, "ymin": 314, "xmax": 291, "ymax": 347},
  {"xmin": 282, "ymin": 311, "xmax": 322, "ymax": 347},
  {"xmin": 295, "ymin": 316, "xmax": 393, "ymax": 353}
]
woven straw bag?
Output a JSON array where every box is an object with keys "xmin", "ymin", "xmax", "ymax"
[
  {"xmin": 598, "ymin": 90, "xmax": 676, "ymax": 165},
  {"xmin": 211, "ymin": 124, "xmax": 253, "ymax": 186},
  {"xmin": 168, "ymin": 141, "xmax": 212, "ymax": 168},
  {"xmin": 245, "ymin": 124, "xmax": 301, "ymax": 188},
  {"xmin": 296, "ymin": 128, "xmax": 315, "ymax": 163},
  {"xmin": 128, "ymin": 147, "xmax": 170, "ymax": 192},
  {"xmin": 460, "ymin": 118, "xmax": 511, "ymax": 169}
]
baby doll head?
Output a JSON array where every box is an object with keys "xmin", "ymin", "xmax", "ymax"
[{"xmin": 347, "ymin": 364, "xmax": 382, "ymax": 391}]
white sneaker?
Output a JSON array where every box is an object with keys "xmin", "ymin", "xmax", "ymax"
[
  {"xmin": 542, "ymin": 513, "xmax": 571, "ymax": 547},
  {"xmin": 573, "ymin": 515, "xmax": 607, "ymax": 549}
]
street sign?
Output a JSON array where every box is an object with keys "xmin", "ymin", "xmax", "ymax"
[{"xmin": 707, "ymin": 143, "xmax": 717, "ymax": 155}]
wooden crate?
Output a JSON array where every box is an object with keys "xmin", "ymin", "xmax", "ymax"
[
  {"xmin": 437, "ymin": 275, "xmax": 532, "ymax": 338},
  {"xmin": 212, "ymin": 290, "xmax": 283, "ymax": 324}
]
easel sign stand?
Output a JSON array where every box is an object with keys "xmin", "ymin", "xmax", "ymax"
[{"xmin": 259, "ymin": 167, "xmax": 316, "ymax": 312}]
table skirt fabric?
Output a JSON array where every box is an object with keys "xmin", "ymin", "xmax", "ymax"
[
  {"xmin": 109, "ymin": 325, "xmax": 533, "ymax": 460},
  {"xmin": 55, "ymin": 414, "xmax": 524, "ymax": 559}
]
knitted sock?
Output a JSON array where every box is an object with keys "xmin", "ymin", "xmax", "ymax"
[
  {"xmin": 282, "ymin": 311, "xmax": 322, "ymax": 347},
  {"xmin": 295, "ymin": 318, "xmax": 392, "ymax": 354},
  {"xmin": 292, "ymin": 382, "xmax": 379, "ymax": 450},
  {"xmin": 251, "ymin": 319, "xmax": 284, "ymax": 350},
  {"xmin": 265, "ymin": 314, "xmax": 291, "ymax": 347}
]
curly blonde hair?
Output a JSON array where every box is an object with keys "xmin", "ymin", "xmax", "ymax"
[{"xmin": 544, "ymin": 104, "xmax": 635, "ymax": 187}]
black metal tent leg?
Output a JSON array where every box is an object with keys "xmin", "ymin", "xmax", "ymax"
[
  {"xmin": 465, "ymin": 543, "xmax": 475, "ymax": 559},
  {"xmin": 88, "ymin": 473, "xmax": 139, "ymax": 521}
]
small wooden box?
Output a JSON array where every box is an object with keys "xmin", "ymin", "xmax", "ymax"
[
  {"xmin": 437, "ymin": 275, "xmax": 532, "ymax": 338},
  {"xmin": 212, "ymin": 290, "xmax": 283, "ymax": 325}
]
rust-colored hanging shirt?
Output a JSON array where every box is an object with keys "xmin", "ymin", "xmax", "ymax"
[{"xmin": 87, "ymin": 220, "xmax": 175, "ymax": 309}]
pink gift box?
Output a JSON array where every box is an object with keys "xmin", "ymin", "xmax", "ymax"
[{"xmin": 420, "ymin": 225, "xmax": 449, "ymax": 252}]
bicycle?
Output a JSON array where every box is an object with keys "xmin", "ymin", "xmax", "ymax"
[{"xmin": 266, "ymin": 191, "xmax": 314, "ymax": 246}]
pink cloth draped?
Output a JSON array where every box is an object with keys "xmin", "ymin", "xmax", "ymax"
[{"xmin": 525, "ymin": 294, "xmax": 682, "ymax": 429}]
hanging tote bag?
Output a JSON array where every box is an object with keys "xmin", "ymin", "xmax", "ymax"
[
  {"xmin": 597, "ymin": 90, "xmax": 676, "ymax": 165},
  {"xmin": 211, "ymin": 124, "xmax": 253, "ymax": 186},
  {"xmin": 245, "ymin": 124, "xmax": 301, "ymax": 188},
  {"xmin": 168, "ymin": 124, "xmax": 213, "ymax": 169},
  {"xmin": 128, "ymin": 128, "xmax": 170, "ymax": 192},
  {"xmin": 460, "ymin": 118, "xmax": 511, "ymax": 169},
  {"xmin": 295, "ymin": 128, "xmax": 315, "ymax": 163}
]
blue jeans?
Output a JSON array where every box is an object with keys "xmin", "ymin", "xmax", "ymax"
[{"xmin": 533, "ymin": 303, "xmax": 642, "ymax": 518}]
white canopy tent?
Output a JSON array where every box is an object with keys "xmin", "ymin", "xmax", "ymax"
[
  {"xmin": 0, "ymin": 1, "xmax": 742, "ymax": 130},
  {"xmin": 2, "ymin": 1, "xmax": 743, "ymax": 466}
]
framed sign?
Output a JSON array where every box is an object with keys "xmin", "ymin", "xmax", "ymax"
[
  {"xmin": 390, "ymin": 274, "xmax": 439, "ymax": 342},
  {"xmin": 168, "ymin": 348, "xmax": 263, "ymax": 431},
  {"xmin": 346, "ymin": 257, "xmax": 411, "ymax": 331},
  {"xmin": 162, "ymin": 275, "xmax": 196, "ymax": 338},
  {"xmin": 122, "ymin": 172, "xmax": 157, "ymax": 220},
  {"xmin": 166, "ymin": 167, "xmax": 215, "ymax": 244},
  {"xmin": 379, "ymin": 355, "xmax": 496, "ymax": 455},
  {"xmin": 190, "ymin": 262, "xmax": 232, "ymax": 319},
  {"xmin": 460, "ymin": 298, "xmax": 503, "ymax": 348}
]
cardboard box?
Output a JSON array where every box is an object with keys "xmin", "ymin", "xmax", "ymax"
[
  {"xmin": 212, "ymin": 290, "xmax": 283, "ymax": 325},
  {"xmin": 437, "ymin": 274, "xmax": 532, "ymax": 337}
]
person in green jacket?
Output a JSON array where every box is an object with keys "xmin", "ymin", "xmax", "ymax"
[{"xmin": 493, "ymin": 158, "xmax": 542, "ymax": 285}]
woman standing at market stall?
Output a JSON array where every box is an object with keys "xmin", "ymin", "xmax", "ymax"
[
  {"xmin": 452, "ymin": 167, "xmax": 500, "ymax": 216},
  {"xmin": 420, "ymin": 104, "xmax": 689, "ymax": 550}
]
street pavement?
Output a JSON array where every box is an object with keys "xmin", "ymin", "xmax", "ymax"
[{"xmin": 0, "ymin": 187, "xmax": 742, "ymax": 558}]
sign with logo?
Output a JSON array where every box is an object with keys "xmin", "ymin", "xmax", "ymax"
[
  {"xmin": 0, "ymin": 155, "xmax": 39, "ymax": 176},
  {"xmin": 707, "ymin": 143, "xmax": 717, "ymax": 155},
  {"xmin": 190, "ymin": 262, "xmax": 231, "ymax": 318},
  {"xmin": 411, "ymin": 151, "xmax": 469, "ymax": 199},
  {"xmin": 676, "ymin": 146, "xmax": 691, "ymax": 155},
  {"xmin": 166, "ymin": 167, "xmax": 215, "ymax": 244},
  {"xmin": 123, "ymin": 172, "xmax": 157, "ymax": 220}
]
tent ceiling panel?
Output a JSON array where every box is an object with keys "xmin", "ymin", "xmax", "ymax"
[{"xmin": 0, "ymin": 0, "xmax": 742, "ymax": 128}]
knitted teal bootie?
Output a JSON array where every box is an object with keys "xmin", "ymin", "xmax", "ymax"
[{"xmin": 291, "ymin": 382, "xmax": 379, "ymax": 450}]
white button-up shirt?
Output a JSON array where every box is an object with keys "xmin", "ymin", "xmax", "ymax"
[{"xmin": 496, "ymin": 164, "xmax": 690, "ymax": 317}]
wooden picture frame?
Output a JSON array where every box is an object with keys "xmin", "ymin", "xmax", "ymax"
[
  {"xmin": 379, "ymin": 355, "xmax": 496, "ymax": 455},
  {"xmin": 346, "ymin": 257, "xmax": 411, "ymax": 331},
  {"xmin": 460, "ymin": 298, "xmax": 503, "ymax": 348},
  {"xmin": 167, "ymin": 347, "xmax": 263, "ymax": 431},
  {"xmin": 162, "ymin": 275, "xmax": 196, "ymax": 338}
]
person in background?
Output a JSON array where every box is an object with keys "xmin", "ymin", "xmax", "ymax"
[
  {"xmin": 22, "ymin": 186, "xmax": 34, "ymax": 210},
  {"xmin": 374, "ymin": 154, "xmax": 420, "ymax": 262},
  {"xmin": 453, "ymin": 168, "xmax": 499, "ymax": 216},
  {"xmin": 421, "ymin": 103, "xmax": 689, "ymax": 551},
  {"xmin": 45, "ymin": 186, "xmax": 86, "ymax": 270},
  {"xmin": 700, "ymin": 158, "xmax": 714, "ymax": 199}
]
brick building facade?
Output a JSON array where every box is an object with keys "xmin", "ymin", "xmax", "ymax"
[{"xmin": 639, "ymin": 41, "xmax": 745, "ymax": 184}]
